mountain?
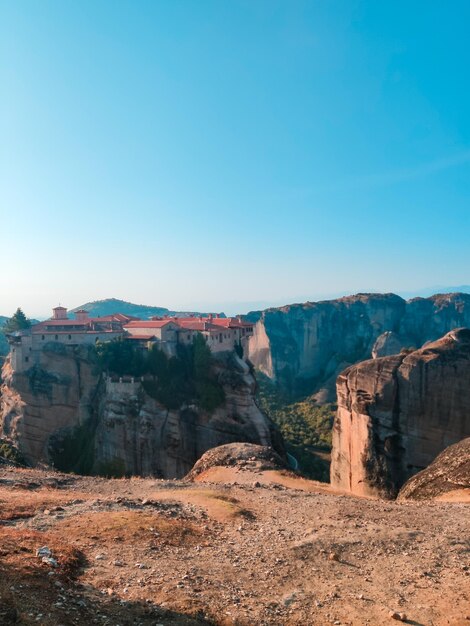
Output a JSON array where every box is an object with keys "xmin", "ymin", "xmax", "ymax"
[
  {"xmin": 70, "ymin": 298, "xmax": 225, "ymax": 319},
  {"xmin": 247, "ymin": 292, "xmax": 470, "ymax": 401}
]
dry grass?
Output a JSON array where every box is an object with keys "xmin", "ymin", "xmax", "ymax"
[
  {"xmin": 150, "ymin": 488, "xmax": 256, "ymax": 522},
  {"xmin": 0, "ymin": 527, "xmax": 85, "ymax": 625},
  {"xmin": 51, "ymin": 510, "xmax": 202, "ymax": 548},
  {"xmin": 0, "ymin": 487, "xmax": 90, "ymax": 521}
]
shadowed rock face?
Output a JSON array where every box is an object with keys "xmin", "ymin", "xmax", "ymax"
[
  {"xmin": 247, "ymin": 292, "xmax": 470, "ymax": 400},
  {"xmin": 398, "ymin": 437, "xmax": 470, "ymax": 501},
  {"xmin": 0, "ymin": 347, "xmax": 283, "ymax": 478},
  {"xmin": 330, "ymin": 328, "xmax": 470, "ymax": 498}
]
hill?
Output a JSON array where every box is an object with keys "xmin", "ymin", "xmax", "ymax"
[{"xmin": 70, "ymin": 298, "xmax": 224, "ymax": 319}]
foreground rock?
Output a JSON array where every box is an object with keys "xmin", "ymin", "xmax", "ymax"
[
  {"xmin": 0, "ymin": 346, "xmax": 283, "ymax": 478},
  {"xmin": 247, "ymin": 292, "xmax": 470, "ymax": 400},
  {"xmin": 330, "ymin": 328, "xmax": 470, "ymax": 498},
  {"xmin": 398, "ymin": 437, "xmax": 470, "ymax": 501},
  {"xmin": 185, "ymin": 442, "xmax": 287, "ymax": 480}
]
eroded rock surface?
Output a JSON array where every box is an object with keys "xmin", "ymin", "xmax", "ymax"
[
  {"xmin": 0, "ymin": 346, "xmax": 283, "ymax": 478},
  {"xmin": 398, "ymin": 437, "xmax": 470, "ymax": 501},
  {"xmin": 247, "ymin": 292, "xmax": 470, "ymax": 399},
  {"xmin": 185, "ymin": 442, "xmax": 287, "ymax": 480},
  {"xmin": 330, "ymin": 328, "xmax": 470, "ymax": 498}
]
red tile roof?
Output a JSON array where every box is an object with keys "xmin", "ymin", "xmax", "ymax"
[
  {"xmin": 124, "ymin": 320, "xmax": 176, "ymax": 329},
  {"xmin": 33, "ymin": 320, "xmax": 89, "ymax": 328}
]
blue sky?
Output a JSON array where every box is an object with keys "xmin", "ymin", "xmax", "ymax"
[{"xmin": 1, "ymin": 1, "xmax": 469, "ymax": 317}]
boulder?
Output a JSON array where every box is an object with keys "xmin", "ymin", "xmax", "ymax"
[
  {"xmin": 185, "ymin": 442, "xmax": 287, "ymax": 480},
  {"xmin": 398, "ymin": 437, "xmax": 470, "ymax": 501}
]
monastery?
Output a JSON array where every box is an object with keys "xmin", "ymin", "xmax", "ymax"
[{"xmin": 7, "ymin": 306, "xmax": 254, "ymax": 371}]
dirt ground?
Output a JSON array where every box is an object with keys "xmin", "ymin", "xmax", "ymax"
[{"xmin": 0, "ymin": 464, "xmax": 468, "ymax": 626}]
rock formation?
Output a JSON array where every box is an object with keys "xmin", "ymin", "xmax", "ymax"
[
  {"xmin": 398, "ymin": 437, "xmax": 470, "ymax": 501},
  {"xmin": 247, "ymin": 292, "xmax": 470, "ymax": 400},
  {"xmin": 330, "ymin": 328, "xmax": 470, "ymax": 498},
  {"xmin": 0, "ymin": 345, "xmax": 283, "ymax": 478},
  {"xmin": 185, "ymin": 442, "xmax": 287, "ymax": 480}
]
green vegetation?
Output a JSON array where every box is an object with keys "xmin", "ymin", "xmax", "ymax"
[
  {"xmin": 256, "ymin": 374, "xmax": 335, "ymax": 482},
  {"xmin": 3, "ymin": 308, "xmax": 31, "ymax": 334},
  {"xmin": 96, "ymin": 334, "xmax": 225, "ymax": 412},
  {"xmin": 0, "ymin": 440, "xmax": 24, "ymax": 465}
]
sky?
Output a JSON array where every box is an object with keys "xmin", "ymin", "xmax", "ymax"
[{"xmin": 1, "ymin": 1, "xmax": 469, "ymax": 317}]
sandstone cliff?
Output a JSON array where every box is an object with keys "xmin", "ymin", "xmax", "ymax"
[
  {"xmin": 247, "ymin": 292, "xmax": 470, "ymax": 400},
  {"xmin": 330, "ymin": 328, "xmax": 470, "ymax": 498},
  {"xmin": 0, "ymin": 345, "xmax": 283, "ymax": 478}
]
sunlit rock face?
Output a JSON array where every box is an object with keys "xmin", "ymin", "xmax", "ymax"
[
  {"xmin": 247, "ymin": 292, "xmax": 470, "ymax": 400},
  {"xmin": 0, "ymin": 346, "xmax": 283, "ymax": 478},
  {"xmin": 330, "ymin": 328, "xmax": 470, "ymax": 498}
]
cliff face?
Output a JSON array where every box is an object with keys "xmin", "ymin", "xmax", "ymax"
[
  {"xmin": 0, "ymin": 343, "xmax": 99, "ymax": 463},
  {"xmin": 93, "ymin": 353, "xmax": 282, "ymax": 478},
  {"xmin": 0, "ymin": 345, "xmax": 282, "ymax": 478},
  {"xmin": 330, "ymin": 328, "xmax": 470, "ymax": 498},
  {"xmin": 247, "ymin": 292, "xmax": 470, "ymax": 400}
]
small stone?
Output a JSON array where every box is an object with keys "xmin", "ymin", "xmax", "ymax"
[
  {"xmin": 41, "ymin": 557, "xmax": 58, "ymax": 567},
  {"xmin": 94, "ymin": 554, "xmax": 106, "ymax": 561},
  {"xmin": 328, "ymin": 552, "xmax": 340, "ymax": 562},
  {"xmin": 36, "ymin": 546, "xmax": 52, "ymax": 558},
  {"xmin": 389, "ymin": 611, "xmax": 407, "ymax": 621}
]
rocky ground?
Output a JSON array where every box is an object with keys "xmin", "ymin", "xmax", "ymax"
[{"xmin": 0, "ymin": 461, "xmax": 469, "ymax": 626}]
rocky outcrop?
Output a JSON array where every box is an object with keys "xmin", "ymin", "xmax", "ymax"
[
  {"xmin": 398, "ymin": 437, "xmax": 470, "ymax": 501},
  {"xmin": 0, "ymin": 346, "xmax": 283, "ymax": 478},
  {"xmin": 247, "ymin": 292, "xmax": 470, "ymax": 400},
  {"xmin": 0, "ymin": 343, "xmax": 99, "ymax": 464},
  {"xmin": 330, "ymin": 328, "xmax": 470, "ymax": 498},
  {"xmin": 185, "ymin": 442, "xmax": 287, "ymax": 480},
  {"xmin": 93, "ymin": 353, "xmax": 284, "ymax": 478}
]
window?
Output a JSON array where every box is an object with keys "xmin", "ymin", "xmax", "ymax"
[
  {"xmin": 219, "ymin": 333, "xmax": 222, "ymax": 343},
  {"xmin": 42, "ymin": 335, "xmax": 45, "ymax": 340},
  {"xmin": 55, "ymin": 335, "xmax": 58, "ymax": 340},
  {"xmin": 68, "ymin": 335, "xmax": 72, "ymax": 340},
  {"xmin": 25, "ymin": 356, "xmax": 29, "ymax": 363}
]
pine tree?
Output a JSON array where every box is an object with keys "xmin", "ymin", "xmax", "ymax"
[{"xmin": 3, "ymin": 308, "xmax": 31, "ymax": 333}]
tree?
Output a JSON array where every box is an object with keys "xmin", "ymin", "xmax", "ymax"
[{"xmin": 3, "ymin": 308, "xmax": 31, "ymax": 333}]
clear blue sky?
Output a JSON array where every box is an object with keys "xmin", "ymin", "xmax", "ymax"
[{"xmin": 1, "ymin": 1, "xmax": 469, "ymax": 317}]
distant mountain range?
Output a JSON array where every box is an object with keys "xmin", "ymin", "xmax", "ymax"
[{"xmin": 70, "ymin": 298, "xmax": 225, "ymax": 320}]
